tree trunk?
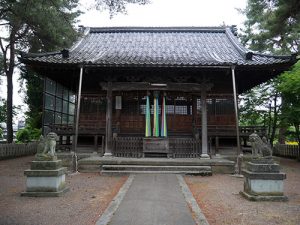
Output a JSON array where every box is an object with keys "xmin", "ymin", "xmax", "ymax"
[
  {"xmin": 278, "ymin": 95, "xmax": 286, "ymax": 144},
  {"xmin": 270, "ymin": 93, "xmax": 279, "ymax": 147},
  {"xmin": 278, "ymin": 126, "xmax": 286, "ymax": 144},
  {"xmin": 268, "ymin": 103, "xmax": 272, "ymax": 138},
  {"xmin": 6, "ymin": 31, "xmax": 16, "ymax": 143},
  {"xmin": 6, "ymin": 70, "xmax": 13, "ymax": 143}
]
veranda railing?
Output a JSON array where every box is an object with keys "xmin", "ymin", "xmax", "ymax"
[{"xmin": 113, "ymin": 137, "xmax": 201, "ymax": 158}]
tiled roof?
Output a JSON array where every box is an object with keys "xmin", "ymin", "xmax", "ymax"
[{"xmin": 22, "ymin": 26, "xmax": 294, "ymax": 67}]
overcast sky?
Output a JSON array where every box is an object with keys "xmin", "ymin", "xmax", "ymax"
[
  {"xmin": 79, "ymin": 0, "xmax": 246, "ymax": 27},
  {"xmin": 0, "ymin": 0, "xmax": 247, "ymax": 122}
]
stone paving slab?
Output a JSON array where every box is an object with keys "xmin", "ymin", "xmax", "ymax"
[{"xmin": 107, "ymin": 174, "xmax": 196, "ymax": 225}]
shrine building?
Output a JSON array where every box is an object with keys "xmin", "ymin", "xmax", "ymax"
[{"xmin": 21, "ymin": 26, "xmax": 296, "ymax": 159}]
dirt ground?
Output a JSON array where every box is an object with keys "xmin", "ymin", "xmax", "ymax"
[
  {"xmin": 1, "ymin": 155, "xmax": 299, "ymax": 225},
  {"xmin": 185, "ymin": 157, "xmax": 300, "ymax": 225},
  {"xmin": 0, "ymin": 156, "xmax": 127, "ymax": 225}
]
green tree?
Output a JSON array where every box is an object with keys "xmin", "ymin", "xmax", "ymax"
[
  {"xmin": 0, "ymin": 0, "xmax": 81, "ymax": 143},
  {"xmin": 239, "ymin": 0, "xmax": 299, "ymax": 145},
  {"xmin": 95, "ymin": 0, "xmax": 149, "ymax": 18},
  {"xmin": 0, "ymin": 98, "xmax": 6, "ymax": 123},
  {"xmin": 239, "ymin": 80, "xmax": 280, "ymax": 146},
  {"xmin": 240, "ymin": 0, "xmax": 300, "ymax": 54},
  {"xmin": 19, "ymin": 0, "xmax": 150, "ymax": 132},
  {"xmin": 19, "ymin": 67, "xmax": 43, "ymax": 129},
  {"xmin": 0, "ymin": 127, "xmax": 3, "ymax": 139},
  {"xmin": 0, "ymin": 97, "xmax": 19, "ymax": 124},
  {"xmin": 278, "ymin": 61, "xmax": 300, "ymax": 146}
]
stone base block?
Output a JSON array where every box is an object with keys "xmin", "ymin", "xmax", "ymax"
[
  {"xmin": 241, "ymin": 160, "xmax": 287, "ymax": 201},
  {"xmin": 244, "ymin": 177, "xmax": 285, "ymax": 194},
  {"xmin": 30, "ymin": 160, "xmax": 62, "ymax": 170},
  {"xmin": 240, "ymin": 191, "xmax": 288, "ymax": 201},
  {"xmin": 21, "ymin": 187, "xmax": 69, "ymax": 197},
  {"xmin": 246, "ymin": 162, "xmax": 280, "ymax": 173},
  {"xmin": 22, "ymin": 160, "xmax": 68, "ymax": 197},
  {"xmin": 25, "ymin": 174, "xmax": 66, "ymax": 192}
]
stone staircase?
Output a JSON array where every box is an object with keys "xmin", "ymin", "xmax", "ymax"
[{"xmin": 77, "ymin": 156, "xmax": 235, "ymax": 175}]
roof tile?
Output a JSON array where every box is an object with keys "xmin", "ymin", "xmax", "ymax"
[{"xmin": 24, "ymin": 27, "xmax": 293, "ymax": 67}]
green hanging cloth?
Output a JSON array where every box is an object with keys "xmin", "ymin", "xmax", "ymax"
[
  {"xmin": 161, "ymin": 95, "xmax": 167, "ymax": 137},
  {"xmin": 153, "ymin": 96, "xmax": 160, "ymax": 137},
  {"xmin": 145, "ymin": 95, "xmax": 151, "ymax": 137}
]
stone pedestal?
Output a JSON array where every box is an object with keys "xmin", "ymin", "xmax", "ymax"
[
  {"xmin": 240, "ymin": 158, "xmax": 287, "ymax": 201},
  {"xmin": 21, "ymin": 160, "xmax": 69, "ymax": 197}
]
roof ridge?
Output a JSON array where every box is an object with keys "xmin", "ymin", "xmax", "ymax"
[
  {"xmin": 88, "ymin": 26, "xmax": 230, "ymax": 33},
  {"xmin": 225, "ymin": 27, "xmax": 253, "ymax": 60},
  {"xmin": 70, "ymin": 27, "xmax": 90, "ymax": 51}
]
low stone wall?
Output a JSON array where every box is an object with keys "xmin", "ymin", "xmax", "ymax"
[{"xmin": 0, "ymin": 142, "xmax": 38, "ymax": 160}]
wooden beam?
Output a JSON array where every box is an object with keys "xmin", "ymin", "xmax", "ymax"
[{"xmin": 99, "ymin": 82, "xmax": 213, "ymax": 92}]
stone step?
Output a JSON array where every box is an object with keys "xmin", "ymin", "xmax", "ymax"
[
  {"xmin": 77, "ymin": 156, "xmax": 234, "ymax": 174},
  {"xmin": 78, "ymin": 164, "xmax": 100, "ymax": 173},
  {"xmin": 102, "ymin": 170, "xmax": 212, "ymax": 175},
  {"xmin": 103, "ymin": 165, "xmax": 211, "ymax": 171},
  {"xmin": 101, "ymin": 165, "xmax": 212, "ymax": 175}
]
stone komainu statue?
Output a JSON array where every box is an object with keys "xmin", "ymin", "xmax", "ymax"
[
  {"xmin": 249, "ymin": 133, "xmax": 272, "ymax": 158},
  {"xmin": 36, "ymin": 132, "xmax": 58, "ymax": 161}
]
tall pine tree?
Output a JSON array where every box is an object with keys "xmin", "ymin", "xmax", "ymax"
[
  {"xmin": 239, "ymin": 0, "xmax": 299, "ymax": 145},
  {"xmin": 0, "ymin": 0, "xmax": 81, "ymax": 143},
  {"xmin": 240, "ymin": 0, "xmax": 300, "ymax": 54}
]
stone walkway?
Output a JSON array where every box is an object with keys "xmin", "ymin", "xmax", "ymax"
[{"xmin": 98, "ymin": 174, "xmax": 205, "ymax": 225}]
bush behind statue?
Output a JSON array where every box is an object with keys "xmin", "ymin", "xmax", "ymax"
[{"xmin": 16, "ymin": 127, "xmax": 41, "ymax": 143}]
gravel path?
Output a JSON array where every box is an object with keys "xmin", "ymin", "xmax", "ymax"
[
  {"xmin": 0, "ymin": 156, "xmax": 127, "ymax": 225},
  {"xmin": 185, "ymin": 157, "xmax": 300, "ymax": 225}
]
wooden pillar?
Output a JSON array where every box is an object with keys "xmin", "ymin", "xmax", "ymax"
[
  {"xmin": 215, "ymin": 136, "xmax": 219, "ymax": 154},
  {"xmin": 192, "ymin": 96, "xmax": 199, "ymax": 139},
  {"xmin": 192, "ymin": 96, "xmax": 197, "ymax": 123},
  {"xmin": 94, "ymin": 135, "xmax": 98, "ymax": 152},
  {"xmin": 104, "ymin": 82, "xmax": 113, "ymax": 156},
  {"xmin": 73, "ymin": 66, "xmax": 83, "ymax": 172},
  {"xmin": 201, "ymin": 88, "xmax": 210, "ymax": 158},
  {"xmin": 115, "ymin": 95, "xmax": 122, "ymax": 134},
  {"xmin": 231, "ymin": 66, "xmax": 241, "ymax": 156}
]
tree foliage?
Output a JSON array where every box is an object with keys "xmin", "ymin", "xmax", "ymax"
[
  {"xmin": 240, "ymin": 0, "xmax": 300, "ymax": 54},
  {"xmin": 239, "ymin": 80, "xmax": 280, "ymax": 146},
  {"xmin": 0, "ymin": 0, "xmax": 81, "ymax": 142},
  {"xmin": 16, "ymin": 126, "xmax": 41, "ymax": 143},
  {"xmin": 0, "ymin": 97, "xmax": 19, "ymax": 123},
  {"xmin": 239, "ymin": 0, "xmax": 300, "ymax": 145},
  {"xmin": 278, "ymin": 61, "xmax": 300, "ymax": 145},
  {"xmin": 0, "ymin": 98, "xmax": 6, "ymax": 123},
  {"xmin": 94, "ymin": 0, "xmax": 150, "ymax": 18},
  {"xmin": 19, "ymin": 67, "xmax": 43, "ymax": 129}
]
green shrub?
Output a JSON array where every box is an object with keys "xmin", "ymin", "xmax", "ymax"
[
  {"xmin": 16, "ymin": 128, "xmax": 31, "ymax": 143},
  {"xmin": 16, "ymin": 127, "xmax": 42, "ymax": 143},
  {"xmin": 30, "ymin": 128, "xmax": 42, "ymax": 140}
]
